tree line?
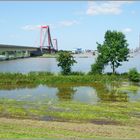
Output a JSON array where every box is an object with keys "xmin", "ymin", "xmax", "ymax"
[{"xmin": 57, "ymin": 30, "xmax": 139, "ymax": 82}]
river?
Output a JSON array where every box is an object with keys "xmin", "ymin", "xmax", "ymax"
[{"xmin": 0, "ymin": 53, "xmax": 139, "ymax": 73}]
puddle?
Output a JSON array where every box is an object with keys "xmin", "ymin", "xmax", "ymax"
[{"xmin": 0, "ymin": 82, "xmax": 139, "ymax": 104}]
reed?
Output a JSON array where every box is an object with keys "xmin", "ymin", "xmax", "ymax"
[{"xmin": 0, "ymin": 72, "xmax": 128, "ymax": 85}]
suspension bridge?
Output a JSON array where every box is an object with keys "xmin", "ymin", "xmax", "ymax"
[{"xmin": 0, "ymin": 25, "xmax": 58, "ymax": 60}]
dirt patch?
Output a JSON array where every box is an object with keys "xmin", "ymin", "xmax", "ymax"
[
  {"xmin": 91, "ymin": 119, "xmax": 121, "ymax": 125},
  {"xmin": 40, "ymin": 115, "xmax": 56, "ymax": 121}
]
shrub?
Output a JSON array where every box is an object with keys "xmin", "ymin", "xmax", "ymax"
[
  {"xmin": 57, "ymin": 52, "xmax": 77, "ymax": 75},
  {"xmin": 128, "ymin": 68, "xmax": 140, "ymax": 82},
  {"xmin": 90, "ymin": 58, "xmax": 105, "ymax": 74},
  {"xmin": 90, "ymin": 63, "xmax": 102, "ymax": 74},
  {"xmin": 69, "ymin": 71, "xmax": 85, "ymax": 75}
]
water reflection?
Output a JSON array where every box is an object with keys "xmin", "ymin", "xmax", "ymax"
[
  {"xmin": 97, "ymin": 88, "xmax": 128, "ymax": 102},
  {"xmin": 95, "ymin": 83, "xmax": 128, "ymax": 102},
  {"xmin": 0, "ymin": 82, "xmax": 139, "ymax": 103},
  {"xmin": 56, "ymin": 86, "xmax": 77, "ymax": 101}
]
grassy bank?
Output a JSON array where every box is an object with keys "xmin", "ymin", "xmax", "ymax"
[
  {"xmin": 40, "ymin": 54, "xmax": 58, "ymax": 58},
  {"xmin": 0, "ymin": 117, "xmax": 139, "ymax": 139},
  {"xmin": 0, "ymin": 100, "xmax": 140, "ymax": 139},
  {"xmin": 0, "ymin": 72, "xmax": 128, "ymax": 86}
]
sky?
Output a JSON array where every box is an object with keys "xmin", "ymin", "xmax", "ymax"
[{"xmin": 0, "ymin": 1, "xmax": 139, "ymax": 50}]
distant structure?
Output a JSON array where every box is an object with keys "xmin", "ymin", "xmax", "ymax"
[
  {"xmin": 71, "ymin": 48, "xmax": 99, "ymax": 56},
  {"xmin": 130, "ymin": 34, "xmax": 140, "ymax": 54},
  {"xmin": 72, "ymin": 48, "xmax": 83, "ymax": 54}
]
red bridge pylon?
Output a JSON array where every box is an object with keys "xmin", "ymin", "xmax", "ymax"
[
  {"xmin": 53, "ymin": 38, "xmax": 58, "ymax": 51},
  {"xmin": 40, "ymin": 25, "xmax": 58, "ymax": 53}
]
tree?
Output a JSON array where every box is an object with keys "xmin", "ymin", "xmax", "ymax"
[
  {"xmin": 128, "ymin": 68, "xmax": 140, "ymax": 82},
  {"xmin": 90, "ymin": 43, "xmax": 110, "ymax": 74},
  {"xmin": 57, "ymin": 52, "xmax": 77, "ymax": 75},
  {"xmin": 94, "ymin": 30, "xmax": 129, "ymax": 74},
  {"xmin": 91, "ymin": 55, "xmax": 105, "ymax": 74}
]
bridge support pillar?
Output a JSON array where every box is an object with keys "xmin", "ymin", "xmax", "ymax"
[
  {"xmin": 21, "ymin": 51, "xmax": 25, "ymax": 58},
  {"xmin": 5, "ymin": 51, "xmax": 9, "ymax": 60},
  {"xmin": 24, "ymin": 51, "xmax": 30, "ymax": 57},
  {"xmin": 14, "ymin": 51, "xmax": 17, "ymax": 59}
]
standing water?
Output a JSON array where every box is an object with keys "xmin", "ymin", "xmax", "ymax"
[{"xmin": 0, "ymin": 83, "xmax": 140, "ymax": 104}]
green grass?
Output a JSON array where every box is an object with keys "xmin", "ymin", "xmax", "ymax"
[
  {"xmin": 40, "ymin": 54, "xmax": 58, "ymax": 58},
  {"xmin": 0, "ymin": 88, "xmax": 139, "ymax": 139},
  {"xmin": 117, "ymin": 85, "xmax": 140, "ymax": 91},
  {"xmin": 0, "ymin": 99, "xmax": 140, "ymax": 126},
  {"xmin": 0, "ymin": 72, "xmax": 128, "ymax": 86},
  {"xmin": 0, "ymin": 117, "xmax": 139, "ymax": 139}
]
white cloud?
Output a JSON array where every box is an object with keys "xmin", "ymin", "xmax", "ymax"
[
  {"xmin": 86, "ymin": 1, "xmax": 133, "ymax": 16},
  {"xmin": 59, "ymin": 20, "xmax": 79, "ymax": 27},
  {"xmin": 21, "ymin": 25, "xmax": 41, "ymax": 31},
  {"xmin": 122, "ymin": 28, "xmax": 132, "ymax": 33},
  {"xmin": 21, "ymin": 23, "xmax": 57, "ymax": 31},
  {"xmin": 22, "ymin": 20, "xmax": 79, "ymax": 31}
]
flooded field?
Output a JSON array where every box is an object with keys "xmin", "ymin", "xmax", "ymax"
[
  {"xmin": 0, "ymin": 82, "xmax": 140, "ymax": 104},
  {"xmin": 0, "ymin": 81, "xmax": 140, "ymax": 126}
]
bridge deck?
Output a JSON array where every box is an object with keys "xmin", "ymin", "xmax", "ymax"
[{"xmin": 0, "ymin": 44, "xmax": 38, "ymax": 51}]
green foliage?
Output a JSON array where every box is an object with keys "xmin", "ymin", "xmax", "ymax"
[
  {"xmin": 69, "ymin": 71, "xmax": 85, "ymax": 75},
  {"xmin": 92, "ymin": 30, "xmax": 129, "ymax": 74},
  {"xmin": 91, "ymin": 63, "xmax": 103, "ymax": 74},
  {"xmin": 90, "ymin": 55, "xmax": 106, "ymax": 74},
  {"xmin": 128, "ymin": 68, "xmax": 140, "ymax": 82},
  {"xmin": 57, "ymin": 52, "xmax": 77, "ymax": 75},
  {"xmin": 0, "ymin": 72, "xmax": 127, "ymax": 86}
]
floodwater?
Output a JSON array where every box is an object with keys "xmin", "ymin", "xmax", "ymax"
[
  {"xmin": 0, "ymin": 53, "xmax": 139, "ymax": 73},
  {"xmin": 0, "ymin": 54, "xmax": 140, "ymax": 104},
  {"xmin": 0, "ymin": 82, "xmax": 140, "ymax": 104}
]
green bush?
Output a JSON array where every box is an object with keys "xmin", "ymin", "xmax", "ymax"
[
  {"xmin": 57, "ymin": 52, "xmax": 77, "ymax": 75},
  {"xmin": 128, "ymin": 68, "xmax": 140, "ymax": 82},
  {"xmin": 69, "ymin": 71, "xmax": 85, "ymax": 75},
  {"xmin": 90, "ymin": 63, "xmax": 103, "ymax": 74}
]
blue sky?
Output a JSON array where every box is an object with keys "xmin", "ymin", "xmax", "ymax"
[{"xmin": 0, "ymin": 1, "xmax": 139, "ymax": 50}]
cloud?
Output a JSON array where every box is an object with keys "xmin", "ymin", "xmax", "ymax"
[
  {"xmin": 86, "ymin": 1, "xmax": 133, "ymax": 16},
  {"xmin": 59, "ymin": 20, "xmax": 79, "ymax": 27},
  {"xmin": 122, "ymin": 28, "xmax": 132, "ymax": 33},
  {"xmin": 21, "ymin": 23, "xmax": 57, "ymax": 31},
  {"xmin": 22, "ymin": 20, "xmax": 79, "ymax": 31},
  {"xmin": 21, "ymin": 25, "xmax": 41, "ymax": 31}
]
